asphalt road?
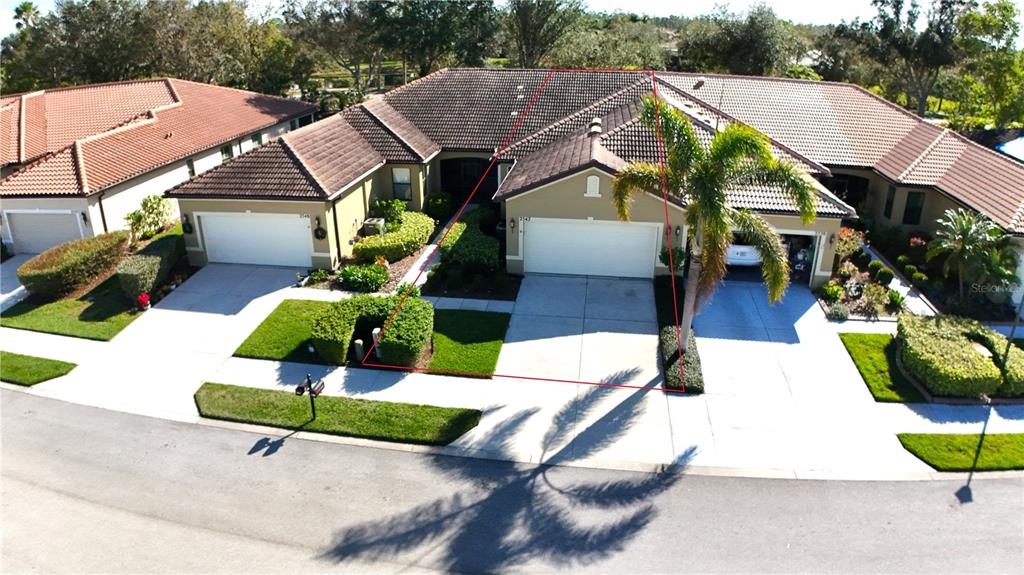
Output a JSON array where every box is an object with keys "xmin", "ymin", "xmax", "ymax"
[{"xmin": 2, "ymin": 390, "xmax": 1022, "ymax": 574}]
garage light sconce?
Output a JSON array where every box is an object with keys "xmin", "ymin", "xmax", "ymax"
[
  {"xmin": 509, "ymin": 218, "xmax": 516, "ymax": 231},
  {"xmin": 80, "ymin": 211, "xmax": 88, "ymax": 224},
  {"xmin": 828, "ymin": 233, "xmax": 835, "ymax": 246},
  {"xmin": 312, "ymin": 216, "xmax": 328, "ymax": 240},
  {"xmin": 674, "ymin": 225, "xmax": 681, "ymax": 237},
  {"xmin": 181, "ymin": 214, "xmax": 194, "ymax": 234}
]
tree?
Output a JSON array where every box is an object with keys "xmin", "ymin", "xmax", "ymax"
[
  {"xmin": 926, "ymin": 208, "xmax": 1005, "ymax": 301},
  {"xmin": 505, "ymin": 0, "xmax": 582, "ymax": 68},
  {"xmin": 612, "ymin": 96, "xmax": 816, "ymax": 351},
  {"xmin": 675, "ymin": 5, "xmax": 792, "ymax": 76},
  {"xmin": 285, "ymin": 0, "xmax": 381, "ymax": 94},
  {"xmin": 14, "ymin": 1, "xmax": 39, "ymax": 29},
  {"xmin": 855, "ymin": 0, "xmax": 971, "ymax": 117},
  {"xmin": 958, "ymin": 0, "xmax": 1024, "ymax": 127},
  {"xmin": 552, "ymin": 14, "xmax": 665, "ymax": 70},
  {"xmin": 784, "ymin": 64, "xmax": 822, "ymax": 80}
]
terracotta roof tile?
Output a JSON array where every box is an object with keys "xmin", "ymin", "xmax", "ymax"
[{"xmin": 0, "ymin": 147, "xmax": 82, "ymax": 196}]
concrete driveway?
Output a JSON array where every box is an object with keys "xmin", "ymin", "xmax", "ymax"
[
  {"xmin": 0, "ymin": 254, "xmax": 31, "ymax": 312},
  {"xmin": 494, "ymin": 275, "xmax": 659, "ymax": 386}
]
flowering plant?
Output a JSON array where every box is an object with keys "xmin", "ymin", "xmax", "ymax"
[
  {"xmin": 835, "ymin": 227, "xmax": 866, "ymax": 260},
  {"xmin": 909, "ymin": 236, "xmax": 926, "ymax": 248},
  {"xmin": 137, "ymin": 293, "xmax": 150, "ymax": 308}
]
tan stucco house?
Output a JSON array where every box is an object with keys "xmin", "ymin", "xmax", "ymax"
[
  {"xmin": 164, "ymin": 68, "xmax": 1024, "ymax": 293},
  {"xmin": 0, "ymin": 78, "xmax": 314, "ymax": 254}
]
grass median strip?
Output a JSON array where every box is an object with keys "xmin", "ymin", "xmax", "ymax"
[
  {"xmin": 234, "ymin": 299, "xmax": 331, "ymax": 364},
  {"xmin": 897, "ymin": 433, "xmax": 1024, "ymax": 471},
  {"xmin": 194, "ymin": 382, "xmax": 480, "ymax": 445},
  {"xmin": 429, "ymin": 309, "xmax": 510, "ymax": 376},
  {"xmin": 0, "ymin": 351, "xmax": 77, "ymax": 386},
  {"xmin": 838, "ymin": 333, "xmax": 925, "ymax": 403},
  {"xmin": 0, "ymin": 277, "xmax": 137, "ymax": 341}
]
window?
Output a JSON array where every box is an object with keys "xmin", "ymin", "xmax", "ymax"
[
  {"xmin": 299, "ymin": 114, "xmax": 313, "ymax": 127},
  {"xmin": 883, "ymin": 185, "xmax": 895, "ymax": 219},
  {"xmin": 186, "ymin": 158, "xmax": 195, "ymax": 178},
  {"xmin": 250, "ymin": 133, "xmax": 262, "ymax": 148},
  {"xmin": 220, "ymin": 145, "xmax": 233, "ymax": 162},
  {"xmin": 289, "ymin": 119, "xmax": 298, "ymax": 131},
  {"xmin": 902, "ymin": 191, "xmax": 925, "ymax": 225},
  {"xmin": 584, "ymin": 175, "xmax": 601, "ymax": 197},
  {"xmin": 392, "ymin": 167, "xmax": 412, "ymax": 200}
]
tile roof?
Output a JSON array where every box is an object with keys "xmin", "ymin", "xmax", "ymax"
[
  {"xmin": 342, "ymin": 106, "xmax": 420, "ymax": 163},
  {"xmin": 361, "ymin": 97, "xmax": 439, "ymax": 159},
  {"xmin": 0, "ymin": 78, "xmax": 314, "ymax": 197},
  {"xmin": 282, "ymin": 112, "xmax": 384, "ymax": 194}
]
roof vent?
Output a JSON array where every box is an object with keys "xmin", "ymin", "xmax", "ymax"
[
  {"xmin": 589, "ymin": 117, "xmax": 602, "ymax": 136},
  {"xmin": 511, "ymin": 110, "xmax": 518, "ymax": 117},
  {"xmin": 165, "ymin": 132, "xmax": 174, "ymax": 139}
]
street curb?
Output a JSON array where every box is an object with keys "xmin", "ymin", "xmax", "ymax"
[{"xmin": 194, "ymin": 416, "xmax": 1024, "ymax": 482}]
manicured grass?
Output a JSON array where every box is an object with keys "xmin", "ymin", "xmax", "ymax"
[
  {"xmin": 897, "ymin": 433, "xmax": 1024, "ymax": 471},
  {"xmin": 0, "ymin": 277, "xmax": 137, "ymax": 341},
  {"xmin": 195, "ymin": 382, "xmax": 480, "ymax": 445},
  {"xmin": 234, "ymin": 299, "xmax": 331, "ymax": 364},
  {"xmin": 838, "ymin": 333, "xmax": 926, "ymax": 403},
  {"xmin": 429, "ymin": 309, "xmax": 511, "ymax": 376},
  {"xmin": 0, "ymin": 351, "xmax": 76, "ymax": 386}
]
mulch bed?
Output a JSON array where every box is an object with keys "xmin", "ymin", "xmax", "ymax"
[{"xmin": 421, "ymin": 273, "xmax": 522, "ymax": 301}]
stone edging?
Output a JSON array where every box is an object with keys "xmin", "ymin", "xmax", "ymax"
[{"xmin": 893, "ymin": 339, "xmax": 1024, "ymax": 406}]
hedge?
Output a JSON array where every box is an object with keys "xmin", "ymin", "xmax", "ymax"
[
  {"xmin": 968, "ymin": 328, "xmax": 1024, "ymax": 397},
  {"xmin": 425, "ymin": 191, "xmax": 453, "ymax": 221},
  {"xmin": 659, "ymin": 325, "xmax": 703, "ymax": 393},
  {"xmin": 896, "ymin": 315, "xmax": 1001, "ymax": 397},
  {"xmin": 339, "ymin": 263, "xmax": 389, "ymax": 292},
  {"xmin": 438, "ymin": 208, "xmax": 500, "ymax": 272},
  {"xmin": 311, "ymin": 294, "xmax": 433, "ymax": 367},
  {"xmin": 353, "ymin": 211, "xmax": 433, "ymax": 263},
  {"xmin": 116, "ymin": 234, "xmax": 184, "ymax": 299},
  {"xmin": 17, "ymin": 231, "xmax": 129, "ymax": 299}
]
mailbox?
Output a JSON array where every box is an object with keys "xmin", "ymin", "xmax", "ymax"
[
  {"xmin": 311, "ymin": 381, "xmax": 325, "ymax": 397},
  {"xmin": 295, "ymin": 385, "xmax": 306, "ymax": 396}
]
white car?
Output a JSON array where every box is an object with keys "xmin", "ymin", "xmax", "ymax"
[{"xmin": 727, "ymin": 242, "xmax": 762, "ymax": 266}]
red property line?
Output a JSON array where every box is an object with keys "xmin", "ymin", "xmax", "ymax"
[{"xmin": 361, "ymin": 68, "xmax": 686, "ymax": 394}]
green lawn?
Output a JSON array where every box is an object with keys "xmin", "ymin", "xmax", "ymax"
[
  {"xmin": 898, "ymin": 433, "xmax": 1024, "ymax": 471},
  {"xmin": 838, "ymin": 333, "xmax": 926, "ymax": 403},
  {"xmin": 195, "ymin": 382, "xmax": 480, "ymax": 445},
  {"xmin": 0, "ymin": 277, "xmax": 138, "ymax": 341},
  {"xmin": 0, "ymin": 351, "xmax": 76, "ymax": 386},
  {"xmin": 234, "ymin": 300, "xmax": 331, "ymax": 364},
  {"xmin": 429, "ymin": 309, "xmax": 511, "ymax": 376}
]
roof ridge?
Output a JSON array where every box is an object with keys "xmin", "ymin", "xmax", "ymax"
[
  {"xmin": 360, "ymin": 99, "xmax": 428, "ymax": 160},
  {"xmin": 72, "ymin": 141, "xmax": 89, "ymax": 194},
  {"xmin": 166, "ymin": 78, "xmax": 304, "ymax": 107},
  {"xmin": 1, "ymin": 78, "xmax": 171, "ymax": 99},
  {"xmin": 897, "ymin": 127, "xmax": 950, "ymax": 181},
  {"xmin": 658, "ymin": 70, "xmax": 860, "ymax": 90},
  {"xmin": 379, "ymin": 68, "xmax": 450, "ymax": 98}
]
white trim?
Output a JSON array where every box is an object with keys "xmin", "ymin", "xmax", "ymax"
[
  {"xmin": 421, "ymin": 149, "xmax": 441, "ymax": 164},
  {"xmin": 506, "ymin": 255, "xmax": 523, "ymax": 261}
]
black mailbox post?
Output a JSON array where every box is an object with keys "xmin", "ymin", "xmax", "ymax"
[{"xmin": 295, "ymin": 373, "xmax": 325, "ymax": 420}]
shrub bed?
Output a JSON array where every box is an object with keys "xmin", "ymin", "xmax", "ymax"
[
  {"xmin": 369, "ymin": 198, "xmax": 406, "ymax": 232},
  {"xmin": 353, "ymin": 211, "xmax": 433, "ymax": 262},
  {"xmin": 339, "ymin": 263, "xmax": 389, "ymax": 292},
  {"xmin": 17, "ymin": 231, "xmax": 129, "ymax": 299},
  {"xmin": 311, "ymin": 294, "xmax": 433, "ymax": 367},
  {"xmin": 653, "ymin": 275, "xmax": 703, "ymax": 393},
  {"xmin": 438, "ymin": 208, "xmax": 500, "ymax": 272},
  {"xmin": 896, "ymin": 315, "xmax": 1003, "ymax": 398},
  {"xmin": 116, "ymin": 234, "xmax": 185, "ymax": 299},
  {"xmin": 424, "ymin": 191, "xmax": 453, "ymax": 221}
]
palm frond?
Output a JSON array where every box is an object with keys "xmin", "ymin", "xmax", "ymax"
[
  {"xmin": 730, "ymin": 158, "xmax": 818, "ymax": 224},
  {"xmin": 638, "ymin": 95, "xmax": 703, "ymax": 187},
  {"xmin": 708, "ymin": 123, "xmax": 772, "ymax": 170},
  {"xmin": 729, "ymin": 208, "xmax": 790, "ymax": 303},
  {"xmin": 695, "ymin": 209, "xmax": 731, "ymax": 306},
  {"xmin": 611, "ymin": 163, "xmax": 662, "ymax": 221}
]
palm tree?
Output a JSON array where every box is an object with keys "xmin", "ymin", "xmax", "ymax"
[
  {"xmin": 926, "ymin": 208, "xmax": 1004, "ymax": 301},
  {"xmin": 13, "ymin": 2, "xmax": 39, "ymax": 30},
  {"xmin": 612, "ymin": 95, "xmax": 816, "ymax": 351}
]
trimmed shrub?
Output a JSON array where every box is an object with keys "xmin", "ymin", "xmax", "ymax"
[
  {"xmin": 904, "ymin": 264, "xmax": 918, "ymax": 277},
  {"xmin": 896, "ymin": 315, "xmax": 1001, "ymax": 397},
  {"xmin": 353, "ymin": 211, "xmax": 433, "ymax": 262},
  {"xmin": 911, "ymin": 271, "xmax": 929, "ymax": 287},
  {"xmin": 438, "ymin": 208, "xmax": 500, "ymax": 272},
  {"xmin": 660, "ymin": 326, "xmax": 703, "ymax": 393},
  {"xmin": 17, "ymin": 231, "xmax": 129, "ymax": 299},
  {"xmin": 896, "ymin": 254, "xmax": 911, "ymax": 268},
  {"xmin": 851, "ymin": 248, "xmax": 872, "ymax": 269},
  {"xmin": 311, "ymin": 294, "xmax": 433, "ymax": 367},
  {"xmin": 819, "ymin": 282, "xmax": 843, "ymax": 304},
  {"xmin": 369, "ymin": 198, "xmax": 407, "ymax": 232},
  {"xmin": 394, "ymin": 282, "xmax": 421, "ymax": 298},
  {"xmin": 867, "ymin": 259, "xmax": 884, "ymax": 279},
  {"xmin": 968, "ymin": 329, "xmax": 1024, "ymax": 398},
  {"xmin": 117, "ymin": 234, "xmax": 184, "ymax": 299},
  {"xmin": 425, "ymin": 192, "xmax": 453, "ymax": 221},
  {"xmin": 825, "ymin": 302, "xmax": 849, "ymax": 321},
  {"xmin": 875, "ymin": 267, "xmax": 894, "ymax": 286},
  {"xmin": 339, "ymin": 264, "xmax": 389, "ymax": 292}
]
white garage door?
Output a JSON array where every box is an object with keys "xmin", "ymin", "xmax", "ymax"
[
  {"xmin": 200, "ymin": 212, "xmax": 312, "ymax": 267},
  {"xmin": 523, "ymin": 218, "xmax": 659, "ymax": 278},
  {"xmin": 7, "ymin": 212, "xmax": 84, "ymax": 254}
]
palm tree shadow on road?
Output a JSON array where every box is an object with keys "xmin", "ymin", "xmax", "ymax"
[{"xmin": 318, "ymin": 369, "xmax": 697, "ymax": 572}]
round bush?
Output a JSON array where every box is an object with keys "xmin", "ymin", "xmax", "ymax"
[
  {"xmin": 17, "ymin": 231, "xmax": 129, "ymax": 299},
  {"xmin": 875, "ymin": 267, "xmax": 894, "ymax": 286},
  {"xmin": 896, "ymin": 255, "xmax": 911, "ymax": 268},
  {"xmin": 896, "ymin": 315, "xmax": 1001, "ymax": 397},
  {"xmin": 903, "ymin": 264, "xmax": 918, "ymax": 277},
  {"xmin": 311, "ymin": 294, "xmax": 433, "ymax": 367},
  {"xmin": 825, "ymin": 302, "xmax": 849, "ymax": 321},
  {"xmin": 867, "ymin": 259, "xmax": 884, "ymax": 279},
  {"xmin": 818, "ymin": 282, "xmax": 843, "ymax": 304},
  {"xmin": 851, "ymin": 249, "xmax": 872, "ymax": 269},
  {"xmin": 425, "ymin": 192, "xmax": 453, "ymax": 221},
  {"xmin": 353, "ymin": 212, "xmax": 433, "ymax": 263},
  {"xmin": 911, "ymin": 271, "xmax": 928, "ymax": 287},
  {"xmin": 339, "ymin": 263, "xmax": 389, "ymax": 292}
]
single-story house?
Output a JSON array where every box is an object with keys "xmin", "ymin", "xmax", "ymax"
[
  {"xmin": 163, "ymin": 69, "xmax": 1024, "ymax": 294},
  {"xmin": 0, "ymin": 78, "xmax": 315, "ymax": 254}
]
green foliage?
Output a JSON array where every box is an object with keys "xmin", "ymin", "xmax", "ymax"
[
  {"xmin": 875, "ymin": 267, "xmax": 895, "ymax": 286},
  {"xmin": 369, "ymin": 198, "xmax": 407, "ymax": 232},
  {"xmin": 860, "ymin": 283, "xmax": 888, "ymax": 316},
  {"xmin": 552, "ymin": 13, "xmax": 665, "ymax": 70},
  {"xmin": 659, "ymin": 326, "xmax": 703, "ymax": 392},
  {"xmin": 234, "ymin": 299, "xmax": 329, "ymax": 364},
  {"xmin": 851, "ymin": 248, "xmax": 872, "ymax": 269},
  {"xmin": 339, "ymin": 264, "xmax": 389, "ymax": 292},
  {"xmin": 0, "ymin": 276, "xmax": 137, "ymax": 341},
  {"xmin": 835, "ymin": 227, "xmax": 866, "ymax": 261},
  {"xmin": 896, "ymin": 314, "xmax": 1002, "ymax": 397},
  {"xmin": 675, "ymin": 4, "xmax": 794, "ymax": 75},
  {"xmin": 819, "ymin": 282, "xmax": 843, "ymax": 304},
  {"xmin": 394, "ymin": 282, "xmax": 421, "ymax": 298},
  {"xmin": 887, "ymin": 289, "xmax": 906, "ymax": 311},
  {"xmin": 896, "ymin": 254, "xmax": 911, "ymax": 267},
  {"xmin": 117, "ymin": 234, "xmax": 184, "ymax": 300},
  {"xmin": 825, "ymin": 302, "xmax": 850, "ymax": 321},
  {"xmin": 967, "ymin": 328, "xmax": 1024, "ymax": 397},
  {"xmin": 904, "ymin": 264, "xmax": 919, "ymax": 277},
  {"xmin": 898, "ymin": 433, "xmax": 1024, "ymax": 471},
  {"xmin": 438, "ymin": 208, "xmax": 500, "ymax": 272},
  {"xmin": 912, "ymin": 271, "xmax": 929, "ymax": 286},
  {"xmin": 424, "ymin": 192, "xmax": 454, "ymax": 221},
  {"xmin": 353, "ymin": 211, "xmax": 433, "ymax": 263},
  {"xmin": 429, "ymin": 309, "xmax": 511, "ymax": 376},
  {"xmin": 308, "ymin": 268, "xmax": 331, "ymax": 283},
  {"xmin": 504, "ymin": 0, "xmax": 584, "ymax": 68},
  {"xmin": 927, "ymin": 208, "xmax": 1007, "ymax": 301},
  {"xmin": 17, "ymin": 232, "xmax": 129, "ymax": 299},
  {"xmin": 784, "ymin": 64, "xmax": 821, "ymax": 80},
  {"xmin": 659, "ymin": 246, "xmax": 686, "ymax": 273},
  {"xmin": 311, "ymin": 294, "xmax": 433, "ymax": 367},
  {"xmin": 867, "ymin": 259, "xmax": 884, "ymax": 278}
]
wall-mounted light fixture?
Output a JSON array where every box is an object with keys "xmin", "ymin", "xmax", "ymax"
[
  {"xmin": 509, "ymin": 218, "xmax": 516, "ymax": 231},
  {"xmin": 829, "ymin": 233, "xmax": 835, "ymax": 246},
  {"xmin": 674, "ymin": 225, "xmax": 681, "ymax": 237},
  {"xmin": 181, "ymin": 214, "xmax": 194, "ymax": 234},
  {"xmin": 80, "ymin": 211, "xmax": 88, "ymax": 224}
]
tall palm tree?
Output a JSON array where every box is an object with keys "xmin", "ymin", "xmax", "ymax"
[
  {"xmin": 13, "ymin": 2, "xmax": 39, "ymax": 30},
  {"xmin": 926, "ymin": 208, "xmax": 1003, "ymax": 301},
  {"xmin": 612, "ymin": 95, "xmax": 816, "ymax": 351}
]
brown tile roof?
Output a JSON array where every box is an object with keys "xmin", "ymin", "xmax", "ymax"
[
  {"xmin": 0, "ymin": 79, "xmax": 314, "ymax": 197},
  {"xmin": 342, "ymin": 106, "xmax": 421, "ymax": 163},
  {"xmin": 362, "ymin": 97, "xmax": 439, "ymax": 159},
  {"xmin": 283, "ymin": 112, "xmax": 384, "ymax": 194}
]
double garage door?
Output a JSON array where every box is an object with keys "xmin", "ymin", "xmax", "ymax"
[
  {"xmin": 6, "ymin": 212, "xmax": 84, "ymax": 254},
  {"xmin": 523, "ymin": 218, "xmax": 660, "ymax": 278},
  {"xmin": 199, "ymin": 212, "xmax": 313, "ymax": 267}
]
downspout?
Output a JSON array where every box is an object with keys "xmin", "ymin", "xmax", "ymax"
[
  {"xmin": 331, "ymin": 197, "xmax": 342, "ymax": 268},
  {"xmin": 97, "ymin": 192, "xmax": 109, "ymax": 233}
]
